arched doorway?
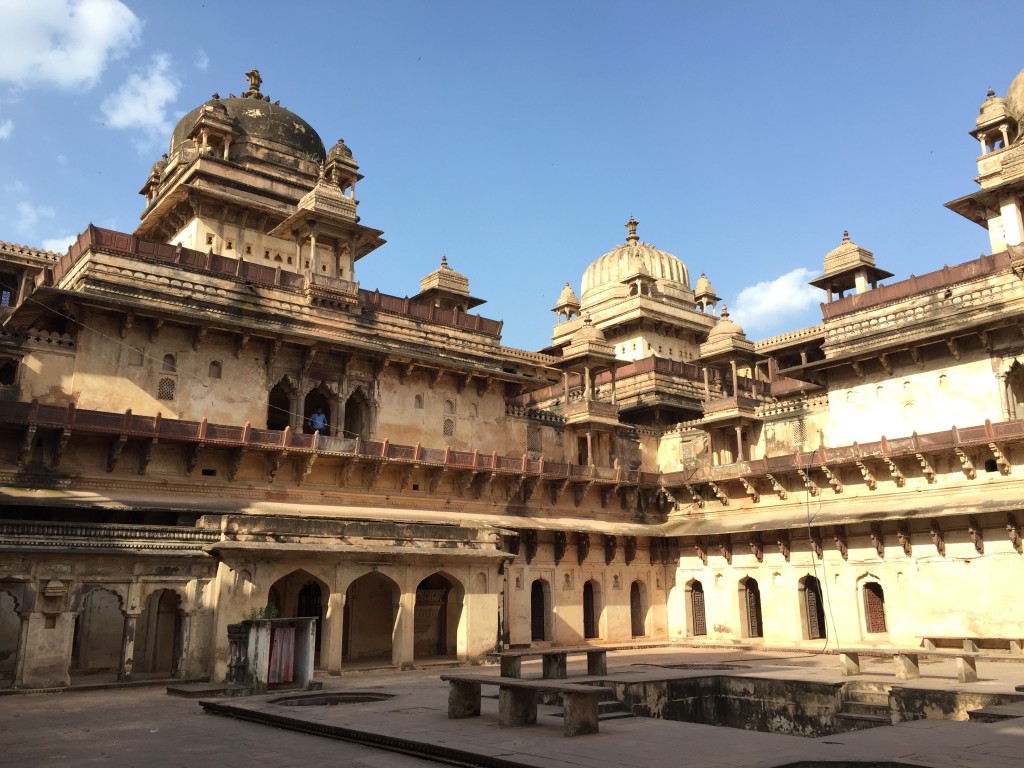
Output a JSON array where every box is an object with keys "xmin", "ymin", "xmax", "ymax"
[
  {"xmin": 741, "ymin": 578, "xmax": 763, "ymax": 638},
  {"xmin": 344, "ymin": 572, "xmax": 398, "ymax": 663},
  {"xmin": 800, "ymin": 575, "xmax": 826, "ymax": 640},
  {"xmin": 530, "ymin": 579, "xmax": 549, "ymax": 641},
  {"xmin": 134, "ymin": 589, "xmax": 183, "ymax": 675},
  {"xmin": 688, "ymin": 580, "xmax": 707, "ymax": 636},
  {"xmin": 303, "ymin": 386, "xmax": 331, "ymax": 435},
  {"xmin": 267, "ymin": 380, "xmax": 293, "ymax": 431},
  {"xmin": 863, "ymin": 582, "xmax": 887, "ymax": 634},
  {"xmin": 344, "ymin": 388, "xmax": 371, "ymax": 440},
  {"xmin": 72, "ymin": 588, "xmax": 125, "ymax": 675},
  {"xmin": 0, "ymin": 588, "xmax": 21, "ymax": 686},
  {"xmin": 629, "ymin": 581, "xmax": 647, "ymax": 637},
  {"xmin": 414, "ymin": 573, "xmax": 461, "ymax": 660},
  {"xmin": 267, "ymin": 570, "xmax": 327, "ymax": 667},
  {"xmin": 582, "ymin": 580, "xmax": 601, "ymax": 639}
]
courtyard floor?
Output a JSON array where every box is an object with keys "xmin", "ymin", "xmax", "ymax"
[{"xmin": 2, "ymin": 646, "xmax": 1024, "ymax": 768}]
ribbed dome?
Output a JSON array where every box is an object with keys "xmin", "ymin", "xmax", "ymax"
[
  {"xmin": 571, "ymin": 314, "xmax": 606, "ymax": 344},
  {"xmin": 1006, "ymin": 68, "xmax": 1024, "ymax": 129},
  {"xmin": 170, "ymin": 79, "xmax": 326, "ymax": 162},
  {"xmin": 580, "ymin": 219, "xmax": 690, "ymax": 301}
]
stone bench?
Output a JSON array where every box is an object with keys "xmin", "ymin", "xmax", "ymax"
[
  {"xmin": 440, "ymin": 673, "xmax": 603, "ymax": 736},
  {"xmin": 838, "ymin": 648, "xmax": 984, "ymax": 684},
  {"xmin": 922, "ymin": 637, "xmax": 1023, "ymax": 655},
  {"xmin": 485, "ymin": 646, "xmax": 612, "ymax": 679}
]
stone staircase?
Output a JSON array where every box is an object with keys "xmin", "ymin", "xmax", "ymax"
[
  {"xmin": 540, "ymin": 683, "xmax": 634, "ymax": 721},
  {"xmin": 834, "ymin": 681, "xmax": 893, "ymax": 731}
]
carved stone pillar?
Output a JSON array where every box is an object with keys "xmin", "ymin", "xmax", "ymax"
[
  {"xmin": 118, "ymin": 613, "xmax": 139, "ymax": 682},
  {"xmin": 325, "ymin": 591, "xmax": 345, "ymax": 675},
  {"xmin": 393, "ymin": 589, "xmax": 415, "ymax": 670}
]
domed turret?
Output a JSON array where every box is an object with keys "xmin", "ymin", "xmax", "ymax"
[
  {"xmin": 705, "ymin": 306, "xmax": 746, "ymax": 343},
  {"xmin": 552, "ymin": 282, "xmax": 580, "ymax": 324},
  {"xmin": 810, "ymin": 231, "xmax": 892, "ymax": 302},
  {"xmin": 694, "ymin": 272, "xmax": 720, "ymax": 315}
]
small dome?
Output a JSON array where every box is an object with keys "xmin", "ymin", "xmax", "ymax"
[
  {"xmin": 1005, "ymin": 68, "xmax": 1024, "ymax": 129},
  {"xmin": 571, "ymin": 314, "xmax": 606, "ymax": 344},
  {"xmin": 694, "ymin": 272, "xmax": 714, "ymax": 296},
  {"xmin": 978, "ymin": 87, "xmax": 1010, "ymax": 128},
  {"xmin": 328, "ymin": 137, "xmax": 354, "ymax": 162},
  {"xmin": 706, "ymin": 306, "xmax": 745, "ymax": 341},
  {"xmin": 824, "ymin": 230, "xmax": 875, "ymax": 275},
  {"xmin": 580, "ymin": 219, "xmax": 690, "ymax": 301},
  {"xmin": 555, "ymin": 282, "xmax": 579, "ymax": 308}
]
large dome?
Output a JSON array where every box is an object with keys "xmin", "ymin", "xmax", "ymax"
[
  {"xmin": 580, "ymin": 218, "xmax": 690, "ymax": 301},
  {"xmin": 170, "ymin": 73, "xmax": 326, "ymax": 161},
  {"xmin": 1006, "ymin": 67, "xmax": 1024, "ymax": 129}
]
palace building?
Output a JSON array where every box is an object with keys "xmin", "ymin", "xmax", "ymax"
[{"xmin": 1, "ymin": 67, "xmax": 1024, "ymax": 689}]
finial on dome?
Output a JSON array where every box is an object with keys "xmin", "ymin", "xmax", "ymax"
[
  {"xmin": 625, "ymin": 217, "xmax": 639, "ymax": 244},
  {"xmin": 243, "ymin": 68, "xmax": 263, "ymax": 99},
  {"xmin": 441, "ymin": 255, "xmax": 448, "ymax": 268},
  {"xmin": 842, "ymin": 230, "xmax": 850, "ymax": 243},
  {"xmin": 212, "ymin": 92, "xmax": 220, "ymax": 100},
  {"xmin": 987, "ymin": 87, "xmax": 996, "ymax": 98},
  {"xmin": 720, "ymin": 304, "xmax": 729, "ymax": 319}
]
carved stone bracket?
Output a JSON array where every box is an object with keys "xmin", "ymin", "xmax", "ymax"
[
  {"xmin": 850, "ymin": 360, "xmax": 865, "ymax": 380},
  {"xmin": 796, "ymin": 469, "xmax": 819, "ymax": 496},
  {"xmin": 599, "ymin": 484, "xmax": 617, "ymax": 508},
  {"xmin": 121, "ymin": 312, "xmax": 134, "ymax": 339},
  {"xmin": 572, "ymin": 480, "xmax": 592, "ymax": 508},
  {"xmin": 474, "ymin": 471, "xmax": 496, "ymax": 499},
  {"xmin": 809, "ymin": 527, "xmax": 823, "ymax": 560},
  {"xmin": 193, "ymin": 325, "xmax": 208, "ymax": 352},
  {"xmin": 739, "ymin": 477, "xmax": 759, "ymax": 503},
  {"xmin": 107, "ymin": 434, "xmax": 128, "ymax": 473},
  {"xmin": 398, "ymin": 464, "xmax": 416, "ymax": 492},
  {"xmin": 883, "ymin": 457, "xmax": 905, "ymax": 486},
  {"xmin": 833, "ymin": 525, "xmax": 848, "ymax": 560},
  {"xmin": 879, "ymin": 353, "xmax": 893, "ymax": 375},
  {"xmin": 988, "ymin": 442, "xmax": 1011, "ymax": 475},
  {"xmin": 718, "ymin": 534, "xmax": 732, "ymax": 565},
  {"xmin": 604, "ymin": 535, "xmax": 616, "ymax": 565},
  {"xmin": 228, "ymin": 447, "xmax": 247, "ymax": 481},
  {"xmin": 267, "ymin": 450, "xmax": 286, "ymax": 482},
  {"xmin": 365, "ymin": 459, "xmax": 386, "ymax": 489},
  {"xmin": 776, "ymin": 530, "xmax": 791, "ymax": 562},
  {"xmin": 945, "ymin": 338, "xmax": 960, "ymax": 360},
  {"xmin": 426, "ymin": 466, "xmax": 445, "ymax": 493},
  {"xmin": 749, "ymin": 532, "xmax": 763, "ymax": 563},
  {"xmin": 707, "ymin": 480, "xmax": 728, "ymax": 505},
  {"xmin": 139, "ymin": 437, "xmax": 158, "ymax": 475},
  {"xmin": 869, "ymin": 523, "xmax": 885, "ymax": 558},
  {"xmin": 855, "ymin": 461, "xmax": 876, "ymax": 490},
  {"xmin": 52, "ymin": 427, "xmax": 71, "ymax": 468},
  {"xmin": 505, "ymin": 475, "xmax": 524, "ymax": 502},
  {"xmin": 576, "ymin": 532, "xmax": 590, "ymax": 565},
  {"xmin": 765, "ymin": 473, "xmax": 787, "ymax": 500},
  {"xmin": 549, "ymin": 477, "xmax": 569, "ymax": 504},
  {"xmin": 235, "ymin": 333, "xmax": 250, "ymax": 359},
  {"xmin": 522, "ymin": 476, "xmax": 541, "ymax": 503},
  {"xmin": 684, "ymin": 483, "xmax": 705, "ymax": 508},
  {"xmin": 522, "ymin": 529, "xmax": 538, "ymax": 564},
  {"xmin": 1007, "ymin": 513, "xmax": 1023, "ymax": 554},
  {"xmin": 954, "ymin": 447, "xmax": 976, "ymax": 479},
  {"xmin": 553, "ymin": 531, "xmax": 567, "ymax": 565},
  {"xmin": 909, "ymin": 346, "xmax": 924, "ymax": 370},
  {"xmin": 457, "ymin": 471, "xmax": 475, "ymax": 498},
  {"xmin": 967, "ymin": 516, "xmax": 984, "ymax": 555},
  {"xmin": 625, "ymin": 536, "xmax": 637, "ymax": 565},
  {"xmin": 300, "ymin": 453, "xmax": 317, "ymax": 483},
  {"xmin": 896, "ymin": 522, "xmax": 912, "ymax": 557},
  {"xmin": 916, "ymin": 453, "xmax": 936, "ymax": 484},
  {"xmin": 17, "ymin": 424, "xmax": 36, "ymax": 467},
  {"xmin": 340, "ymin": 456, "xmax": 360, "ymax": 487},
  {"xmin": 694, "ymin": 537, "xmax": 708, "ymax": 566},
  {"xmin": 929, "ymin": 519, "xmax": 946, "ymax": 557},
  {"xmin": 821, "ymin": 465, "xmax": 842, "ymax": 493}
]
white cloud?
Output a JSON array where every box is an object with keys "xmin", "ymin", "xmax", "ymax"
[
  {"xmin": 729, "ymin": 267, "xmax": 822, "ymax": 336},
  {"xmin": 0, "ymin": 119, "xmax": 12, "ymax": 140},
  {"xmin": 195, "ymin": 49, "xmax": 210, "ymax": 71},
  {"xmin": 42, "ymin": 234, "xmax": 77, "ymax": 253},
  {"xmin": 0, "ymin": 0, "xmax": 141, "ymax": 90},
  {"xmin": 16, "ymin": 201, "xmax": 55, "ymax": 235},
  {"xmin": 101, "ymin": 54, "xmax": 180, "ymax": 138}
]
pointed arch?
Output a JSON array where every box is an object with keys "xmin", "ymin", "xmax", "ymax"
[
  {"xmin": 344, "ymin": 386, "xmax": 371, "ymax": 440},
  {"xmin": 686, "ymin": 579, "xmax": 707, "ymax": 636},
  {"xmin": 798, "ymin": 574, "xmax": 826, "ymax": 640},
  {"xmin": 344, "ymin": 571, "xmax": 400, "ymax": 663},
  {"xmin": 629, "ymin": 580, "xmax": 649, "ymax": 638},
  {"xmin": 739, "ymin": 577, "xmax": 763, "ymax": 639},
  {"xmin": 267, "ymin": 569, "xmax": 330, "ymax": 668},
  {"xmin": 134, "ymin": 588, "xmax": 184, "ymax": 675},
  {"xmin": 267, "ymin": 375, "xmax": 298, "ymax": 431},
  {"xmin": 414, "ymin": 571, "xmax": 465, "ymax": 660},
  {"xmin": 583, "ymin": 579, "xmax": 603, "ymax": 640},
  {"xmin": 72, "ymin": 587, "xmax": 126, "ymax": 674},
  {"xmin": 530, "ymin": 579, "xmax": 551, "ymax": 641}
]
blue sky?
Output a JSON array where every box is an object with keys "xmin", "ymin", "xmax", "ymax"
[{"xmin": 1, "ymin": 1, "xmax": 1022, "ymax": 351}]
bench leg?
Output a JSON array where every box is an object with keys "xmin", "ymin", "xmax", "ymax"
[
  {"xmin": 923, "ymin": 639, "xmax": 937, "ymax": 651},
  {"xmin": 894, "ymin": 653, "xmax": 920, "ymax": 680},
  {"xmin": 562, "ymin": 692, "xmax": 599, "ymax": 737},
  {"xmin": 586, "ymin": 651, "xmax": 607, "ymax": 676},
  {"xmin": 839, "ymin": 652, "xmax": 861, "ymax": 676},
  {"xmin": 542, "ymin": 653, "xmax": 567, "ymax": 679},
  {"xmin": 498, "ymin": 686, "xmax": 537, "ymax": 726},
  {"xmin": 956, "ymin": 655, "xmax": 979, "ymax": 684},
  {"xmin": 500, "ymin": 656, "xmax": 522, "ymax": 678},
  {"xmin": 1011, "ymin": 639, "xmax": 1023, "ymax": 656},
  {"xmin": 447, "ymin": 680, "xmax": 481, "ymax": 719},
  {"xmin": 962, "ymin": 639, "xmax": 978, "ymax": 653}
]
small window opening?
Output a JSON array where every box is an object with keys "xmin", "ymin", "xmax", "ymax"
[
  {"xmin": 206, "ymin": 234, "xmax": 214, "ymax": 246},
  {"xmin": 208, "ymin": 360, "xmax": 223, "ymax": 379},
  {"xmin": 157, "ymin": 378, "xmax": 175, "ymax": 400},
  {"xmin": 201, "ymin": 468, "xmax": 217, "ymax": 477},
  {"xmin": 162, "ymin": 354, "xmax": 176, "ymax": 372}
]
